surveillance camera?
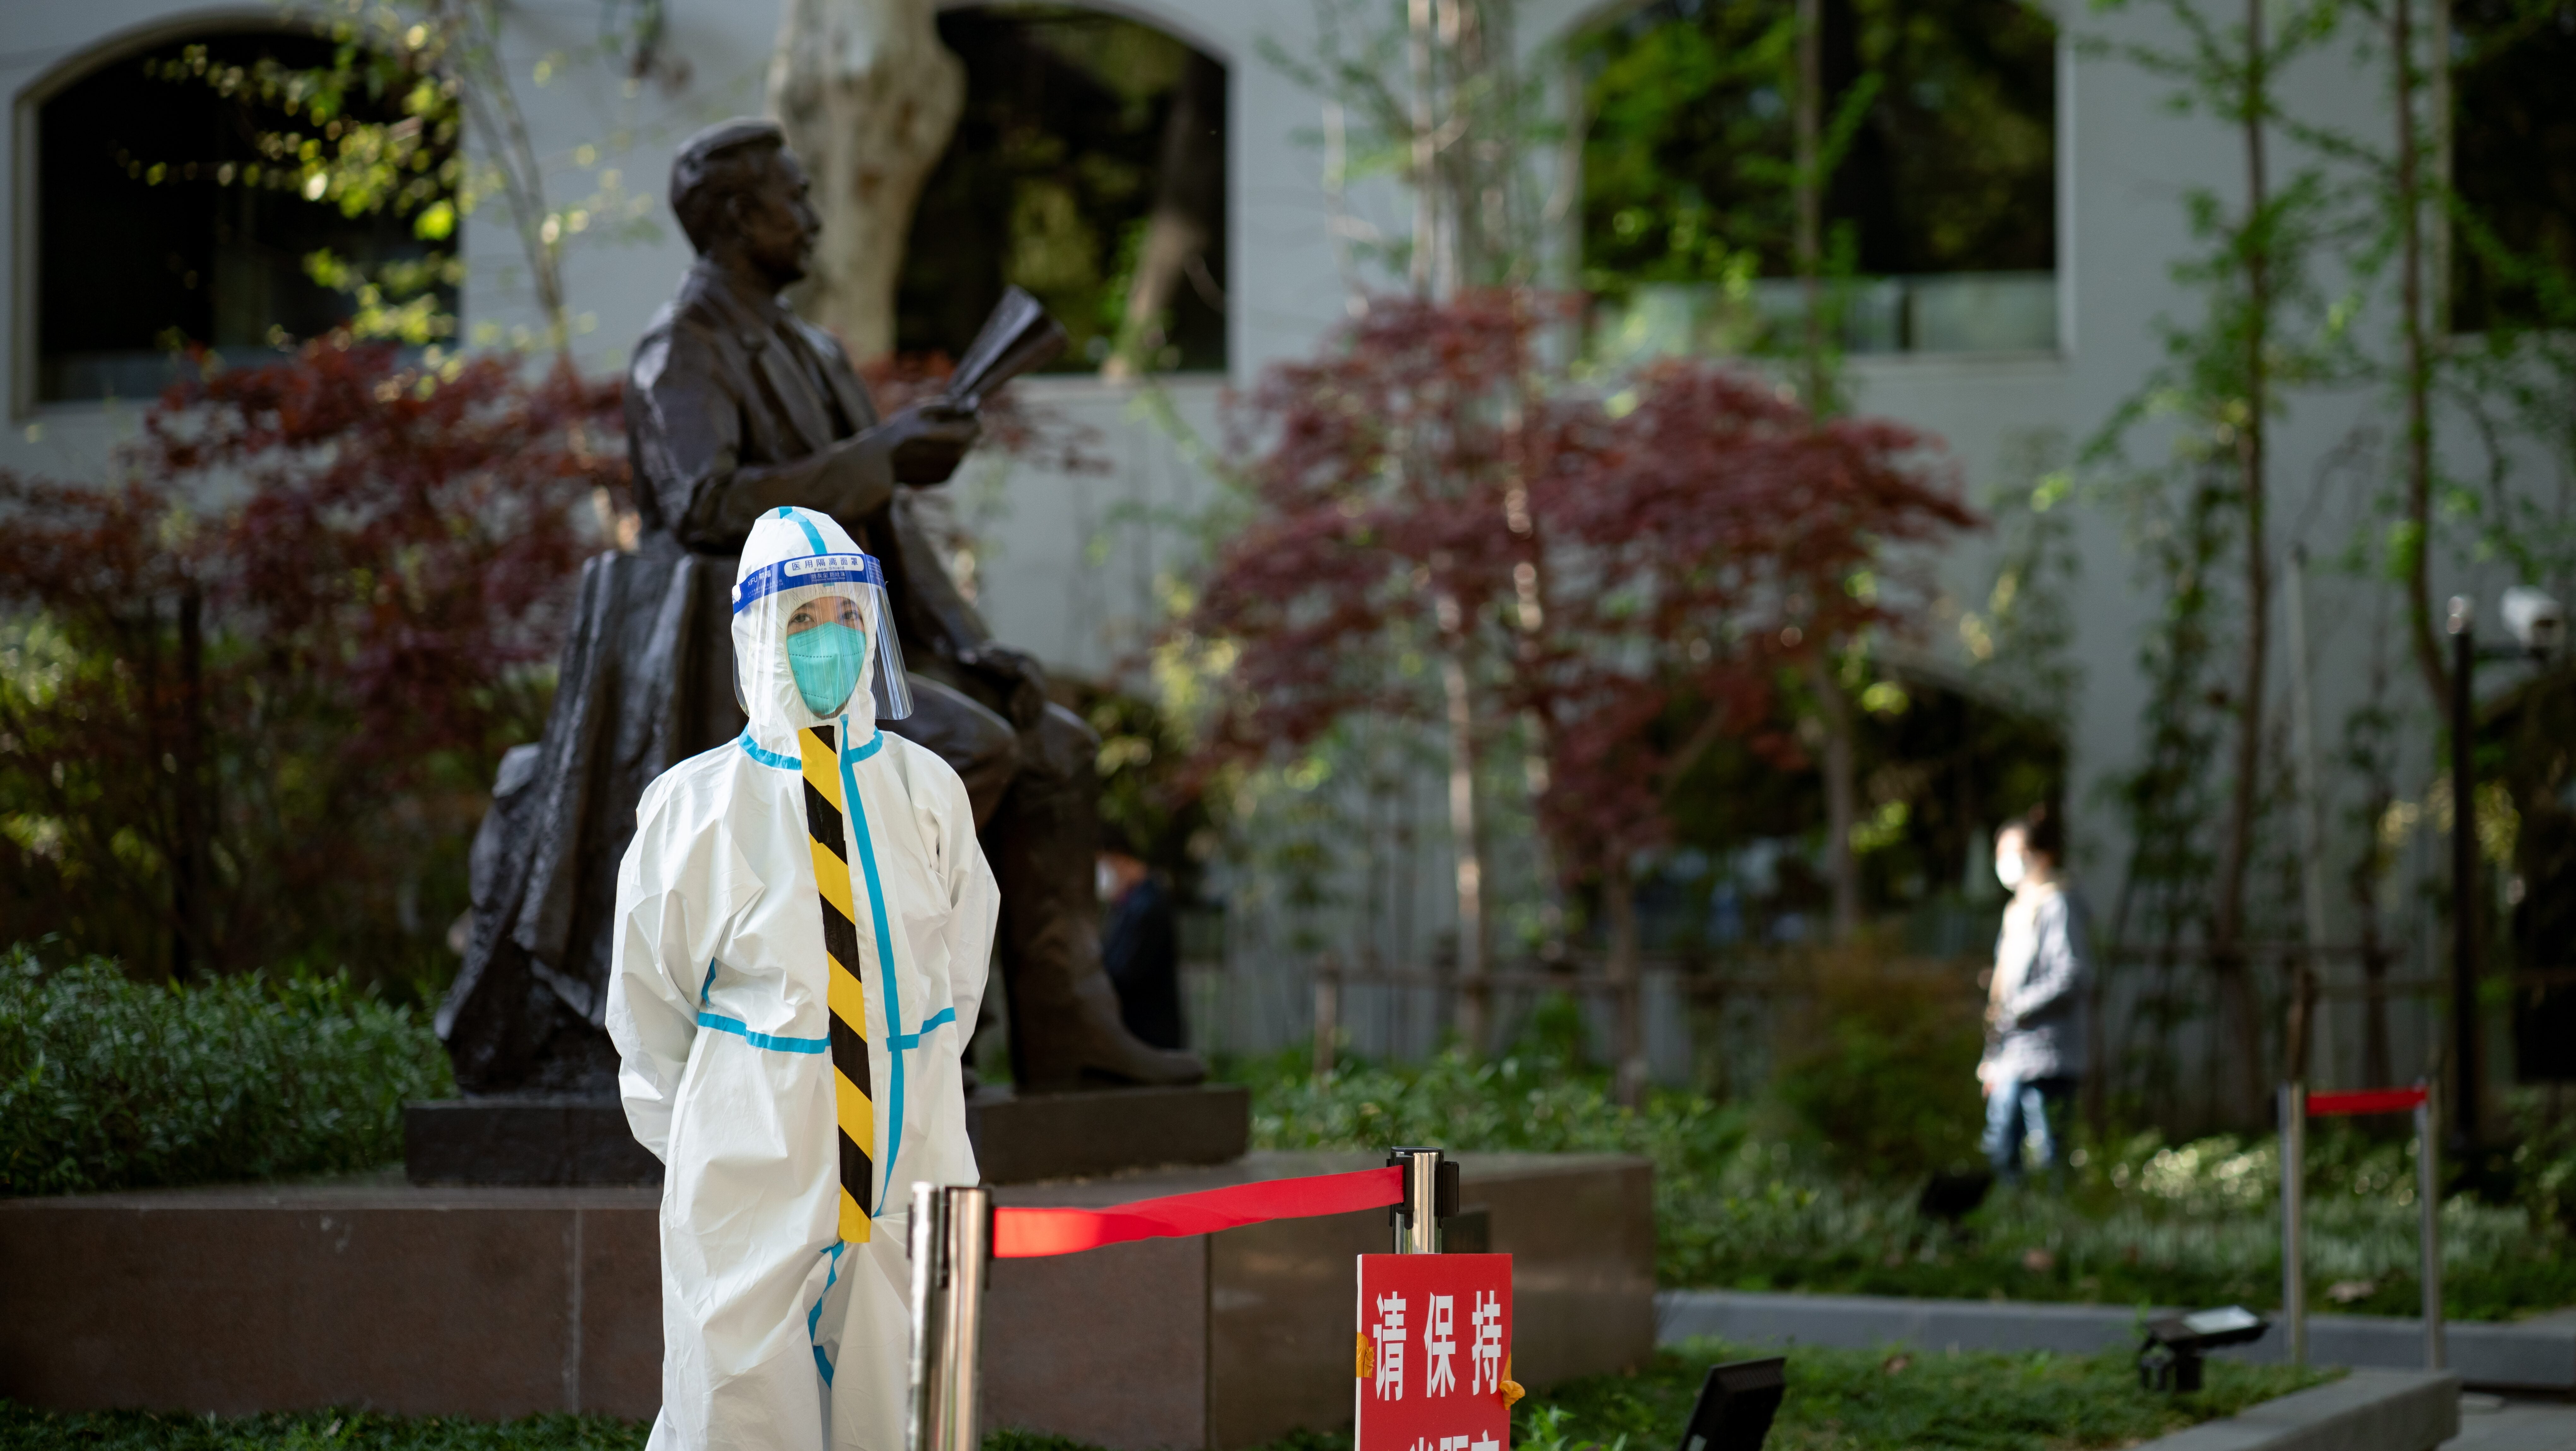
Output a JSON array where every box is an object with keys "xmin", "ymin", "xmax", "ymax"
[{"xmin": 2502, "ymin": 586, "xmax": 2565, "ymax": 655}]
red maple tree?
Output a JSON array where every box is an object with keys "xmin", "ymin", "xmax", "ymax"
[
  {"xmin": 0, "ymin": 338, "xmax": 620, "ymax": 978},
  {"xmin": 1523, "ymin": 360, "xmax": 1976, "ymax": 882},
  {"xmin": 1185, "ymin": 291, "xmax": 1975, "ymax": 1079}
]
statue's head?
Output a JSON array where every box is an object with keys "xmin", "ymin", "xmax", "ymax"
[{"xmin": 670, "ymin": 118, "xmax": 818, "ymax": 288}]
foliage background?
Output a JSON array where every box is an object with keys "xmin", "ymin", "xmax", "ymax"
[
  {"xmin": 0, "ymin": 341, "xmax": 617, "ymax": 988},
  {"xmin": 1242, "ymin": 992, "xmax": 2576, "ymax": 1320}
]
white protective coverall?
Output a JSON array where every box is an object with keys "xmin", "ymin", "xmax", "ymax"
[{"xmin": 607, "ymin": 505, "xmax": 998, "ymax": 1451}]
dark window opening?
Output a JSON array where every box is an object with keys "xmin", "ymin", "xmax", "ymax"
[
  {"xmin": 1576, "ymin": 0, "xmax": 2057, "ymax": 356},
  {"xmin": 35, "ymin": 28, "xmax": 458, "ymax": 405},
  {"xmin": 2450, "ymin": 0, "xmax": 2576, "ymax": 335},
  {"xmin": 898, "ymin": 6, "xmax": 1227, "ymax": 375}
]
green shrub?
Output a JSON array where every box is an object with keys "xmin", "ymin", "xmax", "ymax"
[
  {"xmin": 2508, "ymin": 1089, "xmax": 2576, "ymax": 1234},
  {"xmin": 1238, "ymin": 999, "xmax": 1755, "ymax": 1290},
  {"xmin": 1766, "ymin": 952, "xmax": 1987, "ymax": 1179},
  {"xmin": 0, "ymin": 946, "xmax": 453, "ymax": 1195}
]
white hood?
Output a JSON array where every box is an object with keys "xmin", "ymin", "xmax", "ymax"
[{"xmin": 730, "ymin": 506, "xmax": 892, "ymax": 745}]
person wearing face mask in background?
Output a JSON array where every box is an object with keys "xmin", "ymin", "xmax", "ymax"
[
  {"xmin": 1976, "ymin": 804, "xmax": 2090, "ymax": 1187},
  {"xmin": 607, "ymin": 507, "xmax": 996, "ymax": 1451}
]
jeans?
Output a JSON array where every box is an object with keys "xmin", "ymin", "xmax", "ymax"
[{"xmin": 1984, "ymin": 1074, "xmax": 2076, "ymax": 1184}]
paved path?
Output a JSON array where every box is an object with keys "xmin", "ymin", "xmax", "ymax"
[
  {"xmin": 1653, "ymin": 1290, "xmax": 2576, "ymax": 1390},
  {"xmin": 2449, "ymin": 1396, "xmax": 2576, "ymax": 1451}
]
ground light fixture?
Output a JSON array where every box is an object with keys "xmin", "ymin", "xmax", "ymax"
[
  {"xmin": 2136, "ymin": 1306, "xmax": 2270, "ymax": 1392},
  {"xmin": 1676, "ymin": 1355, "xmax": 1787, "ymax": 1451}
]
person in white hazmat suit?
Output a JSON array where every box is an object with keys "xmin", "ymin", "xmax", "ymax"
[{"xmin": 607, "ymin": 504, "xmax": 997, "ymax": 1451}]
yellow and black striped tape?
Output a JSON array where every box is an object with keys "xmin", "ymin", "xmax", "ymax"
[{"xmin": 800, "ymin": 724, "xmax": 874, "ymax": 1243}]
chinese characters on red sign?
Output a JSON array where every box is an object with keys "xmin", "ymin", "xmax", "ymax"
[{"xmin": 1356, "ymin": 1254, "xmax": 1514, "ymax": 1451}]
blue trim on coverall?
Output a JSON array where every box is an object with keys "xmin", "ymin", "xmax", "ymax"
[
  {"xmin": 782, "ymin": 506, "xmax": 830, "ymax": 555},
  {"xmin": 695, "ymin": 1013, "xmax": 829, "ymax": 1054},
  {"xmin": 809, "ymin": 1240, "xmax": 845, "ymax": 1383},
  {"xmin": 738, "ymin": 731, "xmax": 800, "ymax": 770}
]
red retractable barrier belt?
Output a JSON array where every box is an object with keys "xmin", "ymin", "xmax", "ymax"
[
  {"xmin": 994, "ymin": 1165, "xmax": 1405, "ymax": 1259},
  {"xmin": 2307, "ymin": 1086, "xmax": 2429, "ymax": 1117}
]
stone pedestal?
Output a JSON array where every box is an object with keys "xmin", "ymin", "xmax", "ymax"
[
  {"xmin": 0, "ymin": 1152, "xmax": 1655, "ymax": 1448},
  {"xmin": 405, "ymin": 1083, "xmax": 1253, "ymax": 1188},
  {"xmin": 967, "ymin": 1084, "xmax": 1250, "ymax": 1184},
  {"xmin": 404, "ymin": 1097, "xmax": 662, "ymax": 1186}
]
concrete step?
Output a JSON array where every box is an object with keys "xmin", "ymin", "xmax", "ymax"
[
  {"xmin": 2444, "ymin": 1394, "xmax": 2576, "ymax": 1451},
  {"xmin": 2138, "ymin": 1369, "xmax": 2460, "ymax": 1451},
  {"xmin": 1657, "ymin": 1289, "xmax": 2576, "ymax": 1392}
]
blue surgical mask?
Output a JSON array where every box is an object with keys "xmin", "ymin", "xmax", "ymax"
[{"xmin": 786, "ymin": 622, "xmax": 866, "ymax": 717}]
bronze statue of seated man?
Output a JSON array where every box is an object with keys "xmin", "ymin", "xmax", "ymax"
[{"xmin": 440, "ymin": 118, "xmax": 1201, "ymax": 1098}]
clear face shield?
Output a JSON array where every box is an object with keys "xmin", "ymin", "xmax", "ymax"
[{"xmin": 733, "ymin": 550, "xmax": 915, "ymax": 723}]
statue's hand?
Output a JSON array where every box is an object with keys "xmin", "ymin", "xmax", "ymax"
[
  {"xmin": 880, "ymin": 402, "xmax": 981, "ymax": 485},
  {"xmin": 957, "ymin": 642, "xmax": 1048, "ymax": 731}
]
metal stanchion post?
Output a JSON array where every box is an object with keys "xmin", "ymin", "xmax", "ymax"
[
  {"xmin": 907, "ymin": 1183, "xmax": 993, "ymax": 1451},
  {"xmin": 2282, "ymin": 1082, "xmax": 2306, "ymax": 1366},
  {"xmin": 2415, "ymin": 1087, "xmax": 2445, "ymax": 1371},
  {"xmin": 907, "ymin": 1182, "xmax": 940, "ymax": 1451},
  {"xmin": 1389, "ymin": 1147, "xmax": 1456, "ymax": 1254}
]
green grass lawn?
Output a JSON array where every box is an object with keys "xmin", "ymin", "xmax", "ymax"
[
  {"xmin": 1520, "ymin": 1338, "xmax": 2339, "ymax": 1451},
  {"xmin": 0, "ymin": 1342, "xmax": 2337, "ymax": 1451}
]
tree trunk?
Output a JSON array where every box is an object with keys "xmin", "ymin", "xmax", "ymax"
[
  {"xmin": 2363, "ymin": 935, "xmax": 2395, "ymax": 1088},
  {"xmin": 1434, "ymin": 0, "xmax": 1516, "ymax": 288},
  {"xmin": 1605, "ymin": 856, "xmax": 1647, "ymax": 1108},
  {"xmin": 2394, "ymin": 0, "xmax": 2449, "ymax": 728},
  {"xmin": 1312, "ymin": 953, "xmax": 1342, "ymax": 1083},
  {"xmin": 1442, "ymin": 632, "xmax": 1492, "ymax": 1053},
  {"xmin": 1409, "ymin": 0, "xmax": 1443, "ymax": 297},
  {"xmin": 2288, "ymin": 546, "xmax": 2333, "ymax": 1088},
  {"xmin": 2350, "ymin": 741, "xmax": 2398, "ymax": 1088},
  {"xmin": 1793, "ymin": 0, "xmax": 1826, "ymax": 410},
  {"xmin": 769, "ymin": 0, "xmax": 964, "ymax": 361},
  {"xmin": 172, "ymin": 586, "xmax": 211, "ymax": 979},
  {"xmin": 445, "ymin": 1, "xmax": 574, "ymax": 362},
  {"xmin": 1104, "ymin": 52, "xmax": 1224, "ymax": 380},
  {"xmin": 1810, "ymin": 656, "xmax": 1861, "ymax": 942},
  {"xmin": 2210, "ymin": 0, "xmax": 2272, "ymax": 1123}
]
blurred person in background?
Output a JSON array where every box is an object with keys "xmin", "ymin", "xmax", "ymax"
[
  {"xmin": 1978, "ymin": 804, "xmax": 2091, "ymax": 1186},
  {"xmin": 1097, "ymin": 823, "xmax": 1184, "ymax": 1051}
]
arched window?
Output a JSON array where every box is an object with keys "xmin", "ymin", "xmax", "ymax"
[
  {"xmin": 1576, "ymin": 0, "xmax": 2058, "ymax": 357},
  {"xmin": 31, "ymin": 26, "xmax": 458, "ymax": 405},
  {"xmin": 897, "ymin": 6, "xmax": 1227, "ymax": 375}
]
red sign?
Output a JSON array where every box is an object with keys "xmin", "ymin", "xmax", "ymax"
[{"xmin": 1356, "ymin": 1254, "xmax": 1514, "ymax": 1451}]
